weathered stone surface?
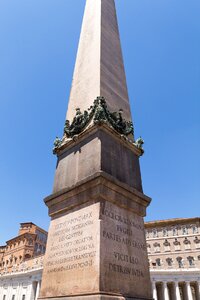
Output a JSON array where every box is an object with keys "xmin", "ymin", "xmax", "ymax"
[
  {"xmin": 53, "ymin": 127, "xmax": 142, "ymax": 194},
  {"xmin": 40, "ymin": 296, "xmax": 151, "ymax": 300},
  {"xmin": 40, "ymin": 203, "xmax": 100, "ymax": 298},
  {"xmin": 46, "ymin": 172, "xmax": 150, "ymax": 218},
  {"xmin": 66, "ymin": 0, "xmax": 132, "ymax": 123},
  {"xmin": 100, "ymin": 201, "xmax": 151, "ymax": 298},
  {"xmin": 40, "ymin": 201, "xmax": 152, "ymax": 299}
]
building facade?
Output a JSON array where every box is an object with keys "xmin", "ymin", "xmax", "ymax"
[
  {"xmin": 146, "ymin": 218, "xmax": 200, "ymax": 300},
  {"xmin": 0, "ymin": 223, "xmax": 47, "ymax": 274},
  {"xmin": 0, "ymin": 256, "xmax": 43, "ymax": 300},
  {"xmin": 0, "ymin": 218, "xmax": 199, "ymax": 300}
]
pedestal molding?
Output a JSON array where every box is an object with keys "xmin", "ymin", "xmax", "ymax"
[{"xmin": 44, "ymin": 172, "xmax": 151, "ymax": 217}]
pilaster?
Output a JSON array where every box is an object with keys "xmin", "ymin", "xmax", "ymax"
[
  {"xmin": 152, "ymin": 281, "xmax": 157, "ymax": 300},
  {"xmin": 185, "ymin": 282, "xmax": 193, "ymax": 300},
  {"xmin": 174, "ymin": 281, "xmax": 181, "ymax": 300},
  {"xmin": 163, "ymin": 282, "xmax": 170, "ymax": 300}
]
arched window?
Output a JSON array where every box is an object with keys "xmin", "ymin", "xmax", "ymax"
[
  {"xmin": 173, "ymin": 227, "xmax": 178, "ymax": 236},
  {"xmin": 24, "ymin": 254, "xmax": 31, "ymax": 260},
  {"xmin": 182, "ymin": 227, "xmax": 188, "ymax": 235},
  {"xmin": 187, "ymin": 256, "xmax": 195, "ymax": 267},
  {"xmin": 177, "ymin": 257, "xmax": 183, "ymax": 268},
  {"xmin": 163, "ymin": 239, "xmax": 170, "ymax": 252},
  {"xmin": 192, "ymin": 226, "xmax": 198, "ymax": 234},
  {"xmin": 155, "ymin": 258, "xmax": 161, "ymax": 267},
  {"xmin": 174, "ymin": 239, "xmax": 181, "ymax": 251},
  {"xmin": 183, "ymin": 238, "xmax": 191, "ymax": 250},
  {"xmin": 194, "ymin": 237, "xmax": 200, "ymax": 249},
  {"xmin": 166, "ymin": 257, "xmax": 173, "ymax": 267},
  {"xmin": 153, "ymin": 242, "xmax": 160, "ymax": 253},
  {"xmin": 163, "ymin": 228, "xmax": 168, "ymax": 237},
  {"xmin": 153, "ymin": 229, "xmax": 158, "ymax": 238}
]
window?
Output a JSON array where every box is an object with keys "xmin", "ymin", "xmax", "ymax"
[
  {"xmin": 163, "ymin": 239, "xmax": 170, "ymax": 252},
  {"xmin": 182, "ymin": 227, "xmax": 188, "ymax": 235},
  {"xmin": 24, "ymin": 254, "xmax": 31, "ymax": 259},
  {"xmin": 194, "ymin": 237, "xmax": 200, "ymax": 249},
  {"xmin": 3, "ymin": 296, "xmax": 6, "ymax": 300},
  {"xmin": 163, "ymin": 229, "xmax": 168, "ymax": 237},
  {"xmin": 153, "ymin": 243, "xmax": 160, "ymax": 252},
  {"xmin": 173, "ymin": 227, "xmax": 178, "ymax": 236},
  {"xmin": 187, "ymin": 256, "xmax": 195, "ymax": 267},
  {"xmin": 177, "ymin": 257, "xmax": 183, "ymax": 268},
  {"xmin": 12, "ymin": 296, "xmax": 15, "ymax": 300},
  {"xmin": 156, "ymin": 258, "xmax": 161, "ymax": 267},
  {"xmin": 153, "ymin": 230, "xmax": 158, "ymax": 238},
  {"xmin": 22, "ymin": 295, "xmax": 25, "ymax": 300},
  {"xmin": 174, "ymin": 239, "xmax": 181, "ymax": 251},
  {"xmin": 192, "ymin": 226, "xmax": 198, "ymax": 234},
  {"xmin": 147, "ymin": 244, "xmax": 151, "ymax": 254},
  {"xmin": 152, "ymin": 262, "xmax": 156, "ymax": 267},
  {"xmin": 166, "ymin": 258, "xmax": 173, "ymax": 267},
  {"xmin": 198, "ymin": 255, "xmax": 200, "ymax": 261},
  {"xmin": 183, "ymin": 238, "xmax": 191, "ymax": 250}
]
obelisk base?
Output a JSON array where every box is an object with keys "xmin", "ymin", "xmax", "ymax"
[
  {"xmin": 39, "ymin": 173, "xmax": 152, "ymax": 300},
  {"xmin": 40, "ymin": 294, "xmax": 152, "ymax": 300}
]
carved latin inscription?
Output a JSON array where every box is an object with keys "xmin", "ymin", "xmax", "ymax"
[
  {"xmin": 41, "ymin": 203, "xmax": 100, "ymax": 297},
  {"xmin": 100, "ymin": 202, "xmax": 150, "ymax": 295}
]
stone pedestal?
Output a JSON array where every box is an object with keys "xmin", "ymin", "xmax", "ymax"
[{"xmin": 39, "ymin": 127, "xmax": 152, "ymax": 300}]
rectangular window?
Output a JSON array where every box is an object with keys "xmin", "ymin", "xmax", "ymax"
[
  {"xmin": 3, "ymin": 296, "xmax": 6, "ymax": 300},
  {"xmin": 12, "ymin": 296, "xmax": 15, "ymax": 300},
  {"xmin": 22, "ymin": 295, "xmax": 25, "ymax": 300}
]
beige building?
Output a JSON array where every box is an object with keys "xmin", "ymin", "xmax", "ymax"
[
  {"xmin": 0, "ymin": 223, "xmax": 47, "ymax": 274},
  {"xmin": 0, "ymin": 218, "xmax": 200, "ymax": 300},
  {"xmin": 145, "ymin": 217, "xmax": 200, "ymax": 300}
]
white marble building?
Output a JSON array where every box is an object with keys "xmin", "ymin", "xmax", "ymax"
[
  {"xmin": 0, "ymin": 257, "xmax": 43, "ymax": 300},
  {"xmin": 146, "ymin": 217, "xmax": 200, "ymax": 300}
]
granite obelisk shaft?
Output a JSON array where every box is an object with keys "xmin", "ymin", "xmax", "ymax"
[{"xmin": 67, "ymin": 0, "xmax": 132, "ymax": 122}]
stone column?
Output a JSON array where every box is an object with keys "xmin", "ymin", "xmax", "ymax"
[
  {"xmin": 196, "ymin": 281, "xmax": 200, "ymax": 300},
  {"xmin": 7, "ymin": 284, "xmax": 13, "ymax": 300},
  {"xmin": 152, "ymin": 281, "xmax": 157, "ymax": 300},
  {"xmin": 16, "ymin": 283, "xmax": 22, "ymax": 300},
  {"xmin": 185, "ymin": 281, "xmax": 193, "ymax": 300},
  {"xmin": 163, "ymin": 282, "xmax": 170, "ymax": 300},
  {"xmin": 171, "ymin": 282, "xmax": 177, "ymax": 300},
  {"xmin": 0, "ymin": 285, "xmax": 3, "ymax": 300},
  {"xmin": 174, "ymin": 281, "xmax": 181, "ymax": 300},
  {"xmin": 35, "ymin": 281, "xmax": 41, "ymax": 300},
  {"xmin": 29, "ymin": 282, "xmax": 37, "ymax": 300}
]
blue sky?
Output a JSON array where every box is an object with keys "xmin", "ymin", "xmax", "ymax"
[{"xmin": 0, "ymin": 0, "xmax": 199, "ymax": 245}]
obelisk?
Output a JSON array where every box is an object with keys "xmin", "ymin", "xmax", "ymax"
[{"xmin": 39, "ymin": 1, "xmax": 153, "ymax": 300}]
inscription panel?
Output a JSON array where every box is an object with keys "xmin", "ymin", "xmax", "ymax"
[
  {"xmin": 100, "ymin": 201, "xmax": 152, "ymax": 298},
  {"xmin": 40, "ymin": 203, "xmax": 100, "ymax": 297}
]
